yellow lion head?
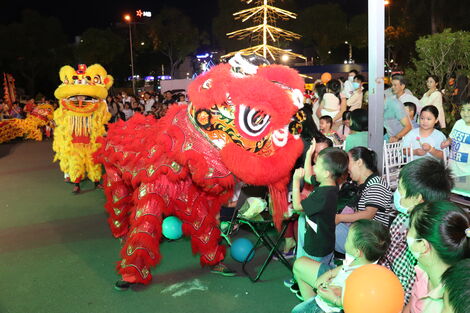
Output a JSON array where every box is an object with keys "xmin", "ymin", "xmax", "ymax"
[{"xmin": 54, "ymin": 64, "xmax": 113, "ymax": 116}]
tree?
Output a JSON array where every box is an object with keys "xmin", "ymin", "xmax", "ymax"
[
  {"xmin": 294, "ymin": 4, "xmax": 347, "ymax": 64},
  {"xmin": 212, "ymin": 0, "xmax": 249, "ymax": 53},
  {"xmin": 147, "ymin": 8, "xmax": 200, "ymax": 78},
  {"xmin": 347, "ymin": 14, "xmax": 368, "ymax": 49},
  {"xmin": 0, "ymin": 10, "xmax": 69, "ymax": 96},
  {"xmin": 76, "ymin": 28, "xmax": 125, "ymax": 68},
  {"xmin": 406, "ymin": 29, "xmax": 470, "ymax": 131}
]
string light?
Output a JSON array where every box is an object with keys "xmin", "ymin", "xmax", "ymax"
[{"xmin": 222, "ymin": 0, "xmax": 306, "ymax": 62}]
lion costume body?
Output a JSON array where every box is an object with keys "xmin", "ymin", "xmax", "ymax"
[
  {"xmin": 0, "ymin": 104, "xmax": 54, "ymax": 143},
  {"xmin": 52, "ymin": 64, "xmax": 112, "ymax": 190},
  {"xmin": 95, "ymin": 55, "xmax": 305, "ymax": 285}
]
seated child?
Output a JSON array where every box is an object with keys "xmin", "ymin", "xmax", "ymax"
[
  {"xmin": 402, "ymin": 105, "xmax": 446, "ymax": 160},
  {"xmin": 337, "ymin": 111, "xmax": 351, "ymax": 141},
  {"xmin": 344, "ymin": 109, "xmax": 368, "ymax": 152},
  {"xmin": 319, "ymin": 115, "xmax": 341, "ymax": 146},
  {"xmin": 441, "ymin": 259, "xmax": 470, "ymax": 313},
  {"xmin": 292, "ymin": 219, "xmax": 391, "ymax": 313},
  {"xmin": 379, "ymin": 157, "xmax": 454, "ymax": 303},
  {"xmin": 403, "ymin": 201, "xmax": 470, "ymax": 313},
  {"xmin": 441, "ymin": 101, "xmax": 470, "ymax": 177},
  {"xmin": 404, "ymin": 102, "xmax": 419, "ymax": 129}
]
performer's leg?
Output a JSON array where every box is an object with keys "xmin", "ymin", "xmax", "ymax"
[
  {"xmin": 178, "ymin": 196, "xmax": 226, "ymax": 270},
  {"xmin": 68, "ymin": 149, "xmax": 86, "ymax": 194},
  {"xmin": 102, "ymin": 167, "xmax": 133, "ymax": 239},
  {"xmin": 116, "ymin": 194, "xmax": 163, "ymax": 288},
  {"xmin": 85, "ymin": 150, "xmax": 104, "ymax": 189}
]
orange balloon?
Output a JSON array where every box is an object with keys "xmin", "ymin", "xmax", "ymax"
[
  {"xmin": 321, "ymin": 72, "xmax": 332, "ymax": 84},
  {"xmin": 343, "ymin": 264, "xmax": 404, "ymax": 313}
]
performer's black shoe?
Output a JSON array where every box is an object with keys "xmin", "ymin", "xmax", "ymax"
[{"xmin": 114, "ymin": 280, "xmax": 136, "ymax": 291}]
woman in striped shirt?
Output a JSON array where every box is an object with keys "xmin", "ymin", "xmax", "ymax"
[{"xmin": 334, "ymin": 146, "xmax": 393, "ymax": 254}]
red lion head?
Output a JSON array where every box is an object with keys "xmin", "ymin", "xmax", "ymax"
[{"xmin": 188, "ymin": 54, "xmax": 305, "ymax": 226}]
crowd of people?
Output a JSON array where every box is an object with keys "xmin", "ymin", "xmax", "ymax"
[
  {"xmin": 2, "ymin": 67, "xmax": 469, "ymax": 312},
  {"xmin": 268, "ymin": 69, "xmax": 470, "ymax": 313},
  {"xmin": 0, "ymin": 89, "xmax": 187, "ymax": 132},
  {"xmin": 305, "ymin": 70, "xmax": 470, "ymax": 177},
  {"xmin": 106, "ymin": 90, "xmax": 187, "ymax": 123},
  {"xmin": 0, "ymin": 97, "xmax": 57, "ymax": 121}
]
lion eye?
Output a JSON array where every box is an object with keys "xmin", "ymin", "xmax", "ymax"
[
  {"xmin": 202, "ymin": 79, "xmax": 212, "ymax": 90},
  {"xmin": 93, "ymin": 75, "xmax": 102, "ymax": 84}
]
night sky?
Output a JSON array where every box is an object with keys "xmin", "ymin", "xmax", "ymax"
[
  {"xmin": 1, "ymin": 0, "xmax": 367, "ymax": 38},
  {"xmin": 1, "ymin": 0, "xmax": 218, "ymax": 37}
]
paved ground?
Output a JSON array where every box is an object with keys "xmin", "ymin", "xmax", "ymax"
[{"xmin": 0, "ymin": 139, "xmax": 298, "ymax": 313}]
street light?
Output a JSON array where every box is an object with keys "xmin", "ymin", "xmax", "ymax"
[
  {"xmin": 124, "ymin": 14, "xmax": 136, "ymax": 96},
  {"xmin": 345, "ymin": 41, "xmax": 354, "ymax": 63},
  {"xmin": 281, "ymin": 54, "xmax": 289, "ymax": 62}
]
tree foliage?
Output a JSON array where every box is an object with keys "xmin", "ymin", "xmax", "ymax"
[
  {"xmin": 0, "ymin": 10, "xmax": 69, "ymax": 96},
  {"xmin": 147, "ymin": 8, "xmax": 200, "ymax": 77},
  {"xmin": 76, "ymin": 28, "xmax": 125, "ymax": 67},
  {"xmin": 212, "ymin": 0, "xmax": 250, "ymax": 53},
  {"xmin": 294, "ymin": 4, "xmax": 347, "ymax": 64},
  {"xmin": 406, "ymin": 29, "xmax": 470, "ymax": 130}
]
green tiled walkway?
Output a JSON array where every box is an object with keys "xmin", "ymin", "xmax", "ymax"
[{"xmin": 0, "ymin": 140, "xmax": 297, "ymax": 313}]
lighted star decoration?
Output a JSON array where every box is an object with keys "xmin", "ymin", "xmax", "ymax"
[
  {"xmin": 222, "ymin": 0, "xmax": 306, "ymax": 62},
  {"xmin": 136, "ymin": 10, "xmax": 143, "ymax": 17}
]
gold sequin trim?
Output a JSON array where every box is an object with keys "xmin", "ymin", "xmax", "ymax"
[
  {"xmin": 171, "ymin": 161, "xmax": 181, "ymax": 172},
  {"xmin": 183, "ymin": 142, "xmax": 193, "ymax": 151},
  {"xmin": 138, "ymin": 185, "xmax": 147, "ymax": 200},
  {"xmin": 147, "ymin": 165, "xmax": 155, "ymax": 177}
]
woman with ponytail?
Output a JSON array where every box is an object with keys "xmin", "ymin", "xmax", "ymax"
[
  {"xmin": 403, "ymin": 201, "xmax": 470, "ymax": 313},
  {"xmin": 334, "ymin": 146, "xmax": 393, "ymax": 254}
]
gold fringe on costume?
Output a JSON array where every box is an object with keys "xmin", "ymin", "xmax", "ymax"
[{"xmin": 52, "ymin": 100, "xmax": 110, "ymax": 183}]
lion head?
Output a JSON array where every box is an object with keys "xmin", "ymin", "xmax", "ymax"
[
  {"xmin": 188, "ymin": 54, "xmax": 305, "ymax": 225},
  {"xmin": 188, "ymin": 54, "xmax": 305, "ymax": 186},
  {"xmin": 54, "ymin": 64, "xmax": 113, "ymax": 117}
]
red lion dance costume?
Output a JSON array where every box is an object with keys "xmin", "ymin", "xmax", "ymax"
[{"xmin": 95, "ymin": 54, "xmax": 305, "ymax": 287}]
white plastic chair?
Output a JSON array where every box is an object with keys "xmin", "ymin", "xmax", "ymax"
[
  {"xmin": 333, "ymin": 141, "xmax": 346, "ymax": 150},
  {"xmin": 382, "ymin": 140, "xmax": 413, "ymax": 190}
]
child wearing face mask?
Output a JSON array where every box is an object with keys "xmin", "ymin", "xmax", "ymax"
[
  {"xmin": 403, "ymin": 201, "xmax": 470, "ymax": 313},
  {"xmin": 378, "ymin": 158, "xmax": 454, "ymax": 303},
  {"xmin": 291, "ymin": 219, "xmax": 391, "ymax": 313}
]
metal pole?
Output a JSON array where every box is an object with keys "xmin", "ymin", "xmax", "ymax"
[
  {"xmin": 263, "ymin": 0, "xmax": 267, "ymax": 59},
  {"xmin": 128, "ymin": 22, "xmax": 136, "ymax": 96},
  {"xmin": 368, "ymin": 0, "xmax": 385, "ymax": 174},
  {"xmin": 386, "ymin": 4, "xmax": 391, "ymax": 64}
]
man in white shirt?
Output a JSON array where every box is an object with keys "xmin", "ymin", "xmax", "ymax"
[
  {"xmin": 121, "ymin": 91, "xmax": 132, "ymax": 110},
  {"xmin": 391, "ymin": 74, "xmax": 422, "ymax": 113},
  {"xmin": 347, "ymin": 74, "xmax": 364, "ymax": 111},
  {"xmin": 142, "ymin": 92, "xmax": 155, "ymax": 114},
  {"xmin": 342, "ymin": 69, "xmax": 359, "ymax": 99}
]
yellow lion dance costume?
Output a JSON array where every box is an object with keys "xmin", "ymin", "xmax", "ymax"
[
  {"xmin": 0, "ymin": 104, "xmax": 54, "ymax": 143},
  {"xmin": 53, "ymin": 64, "xmax": 112, "ymax": 193}
]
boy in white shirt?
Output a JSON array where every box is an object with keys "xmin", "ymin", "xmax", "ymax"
[{"xmin": 442, "ymin": 102, "xmax": 470, "ymax": 177}]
